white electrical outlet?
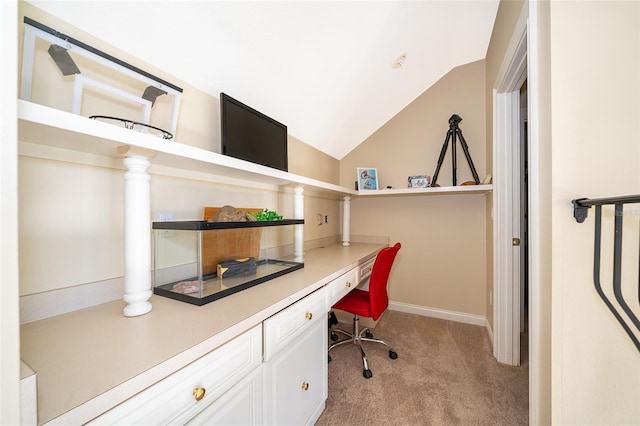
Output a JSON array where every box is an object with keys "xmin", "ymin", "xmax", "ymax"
[{"xmin": 316, "ymin": 213, "xmax": 323, "ymax": 226}]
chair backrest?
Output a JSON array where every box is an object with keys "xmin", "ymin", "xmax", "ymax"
[{"xmin": 368, "ymin": 242, "xmax": 401, "ymax": 320}]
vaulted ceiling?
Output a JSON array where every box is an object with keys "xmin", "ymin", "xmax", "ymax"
[{"xmin": 26, "ymin": 0, "xmax": 499, "ymax": 160}]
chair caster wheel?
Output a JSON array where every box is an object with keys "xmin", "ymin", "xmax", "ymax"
[
  {"xmin": 330, "ymin": 332, "xmax": 339, "ymax": 341},
  {"xmin": 389, "ymin": 350, "xmax": 398, "ymax": 359},
  {"xmin": 328, "ymin": 354, "xmax": 332, "ymax": 363},
  {"xmin": 365, "ymin": 329, "xmax": 374, "ymax": 338},
  {"xmin": 363, "ymin": 369, "xmax": 373, "ymax": 379}
]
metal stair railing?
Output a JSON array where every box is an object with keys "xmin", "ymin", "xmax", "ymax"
[{"xmin": 572, "ymin": 195, "xmax": 640, "ymax": 352}]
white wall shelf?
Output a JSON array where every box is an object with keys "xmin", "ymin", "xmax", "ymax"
[
  {"xmin": 17, "ymin": 100, "xmax": 355, "ymax": 198},
  {"xmin": 357, "ymin": 185, "xmax": 492, "ymax": 197},
  {"xmin": 18, "ymin": 99, "xmax": 492, "ymax": 199}
]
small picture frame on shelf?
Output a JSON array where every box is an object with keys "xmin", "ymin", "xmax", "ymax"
[
  {"xmin": 357, "ymin": 168, "xmax": 379, "ymax": 191},
  {"xmin": 408, "ymin": 175, "xmax": 431, "ymax": 188}
]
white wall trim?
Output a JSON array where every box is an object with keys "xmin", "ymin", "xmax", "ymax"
[
  {"xmin": 485, "ymin": 320, "xmax": 495, "ymax": 346},
  {"xmin": 1, "ymin": 0, "xmax": 20, "ymax": 422},
  {"xmin": 20, "ymin": 277, "xmax": 124, "ymax": 324},
  {"xmin": 389, "ymin": 301, "xmax": 487, "ymax": 327},
  {"xmin": 494, "ymin": 7, "xmax": 529, "ymax": 94},
  {"xmin": 493, "ymin": 6, "xmax": 529, "ymax": 367},
  {"xmin": 526, "ymin": 2, "xmax": 544, "ymax": 423}
]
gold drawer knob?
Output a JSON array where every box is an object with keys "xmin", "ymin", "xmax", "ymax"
[
  {"xmin": 305, "ymin": 312, "xmax": 313, "ymax": 320},
  {"xmin": 302, "ymin": 382, "xmax": 309, "ymax": 391},
  {"xmin": 193, "ymin": 387, "xmax": 206, "ymax": 402},
  {"xmin": 346, "ymin": 281, "xmax": 351, "ymax": 288}
]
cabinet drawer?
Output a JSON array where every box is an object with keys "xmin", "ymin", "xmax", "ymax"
[
  {"xmin": 358, "ymin": 255, "xmax": 376, "ymax": 283},
  {"xmin": 326, "ymin": 268, "xmax": 357, "ymax": 308},
  {"xmin": 187, "ymin": 365, "xmax": 263, "ymax": 425},
  {"xmin": 89, "ymin": 325, "xmax": 262, "ymax": 425},
  {"xmin": 263, "ymin": 287, "xmax": 326, "ymax": 361}
]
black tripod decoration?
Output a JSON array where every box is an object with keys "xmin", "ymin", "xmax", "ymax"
[{"xmin": 432, "ymin": 114, "xmax": 480, "ymax": 187}]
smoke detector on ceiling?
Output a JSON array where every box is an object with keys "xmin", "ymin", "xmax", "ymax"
[{"xmin": 392, "ymin": 52, "xmax": 407, "ymax": 69}]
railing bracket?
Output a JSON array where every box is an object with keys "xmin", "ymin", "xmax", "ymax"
[
  {"xmin": 572, "ymin": 194, "xmax": 640, "ymax": 352},
  {"xmin": 572, "ymin": 198, "xmax": 590, "ymax": 223}
]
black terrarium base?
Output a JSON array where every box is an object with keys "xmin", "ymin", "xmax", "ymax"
[{"xmin": 153, "ymin": 259, "xmax": 304, "ymax": 306}]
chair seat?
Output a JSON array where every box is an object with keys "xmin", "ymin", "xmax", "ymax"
[{"xmin": 332, "ymin": 289, "xmax": 371, "ymax": 318}]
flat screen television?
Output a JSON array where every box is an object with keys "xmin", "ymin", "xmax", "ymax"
[{"xmin": 220, "ymin": 93, "xmax": 288, "ymax": 172}]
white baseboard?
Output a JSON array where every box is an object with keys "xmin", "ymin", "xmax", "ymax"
[
  {"xmin": 484, "ymin": 320, "xmax": 495, "ymax": 346},
  {"xmin": 388, "ymin": 301, "xmax": 487, "ymax": 327}
]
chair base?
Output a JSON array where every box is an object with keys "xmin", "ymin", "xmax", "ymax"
[{"xmin": 328, "ymin": 313, "xmax": 398, "ymax": 379}]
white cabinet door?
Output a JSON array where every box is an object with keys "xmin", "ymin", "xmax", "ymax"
[
  {"xmin": 187, "ymin": 365, "xmax": 263, "ymax": 426},
  {"xmin": 264, "ymin": 318, "xmax": 327, "ymax": 426}
]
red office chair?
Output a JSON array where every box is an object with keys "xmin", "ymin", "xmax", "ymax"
[{"xmin": 328, "ymin": 242, "xmax": 401, "ymax": 379}]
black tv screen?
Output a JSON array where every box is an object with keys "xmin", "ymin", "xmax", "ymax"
[{"xmin": 220, "ymin": 93, "xmax": 288, "ymax": 172}]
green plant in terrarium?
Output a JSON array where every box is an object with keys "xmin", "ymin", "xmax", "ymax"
[{"xmin": 248, "ymin": 208, "xmax": 283, "ymax": 221}]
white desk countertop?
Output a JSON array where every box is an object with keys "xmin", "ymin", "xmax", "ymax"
[{"xmin": 20, "ymin": 242, "xmax": 384, "ymax": 425}]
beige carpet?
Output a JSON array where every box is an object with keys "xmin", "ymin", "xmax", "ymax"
[{"xmin": 316, "ymin": 310, "xmax": 528, "ymax": 426}]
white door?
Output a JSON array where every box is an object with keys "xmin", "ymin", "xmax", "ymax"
[{"xmin": 495, "ymin": 89, "xmax": 523, "ymax": 366}]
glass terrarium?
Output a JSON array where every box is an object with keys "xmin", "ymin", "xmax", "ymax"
[{"xmin": 152, "ymin": 218, "xmax": 304, "ymax": 305}]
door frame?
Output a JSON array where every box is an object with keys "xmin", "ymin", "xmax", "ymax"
[
  {"xmin": 493, "ymin": 27, "xmax": 527, "ymax": 367},
  {"xmin": 493, "ymin": 3, "xmax": 544, "ymax": 422}
]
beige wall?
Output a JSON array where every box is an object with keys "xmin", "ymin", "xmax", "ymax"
[
  {"xmin": 20, "ymin": 3, "xmax": 218, "ymax": 153},
  {"xmin": 20, "ymin": 0, "xmax": 344, "ymax": 186},
  {"xmin": 349, "ymin": 195, "xmax": 487, "ymax": 316},
  {"xmin": 341, "ymin": 60, "xmax": 488, "ymax": 318},
  {"xmin": 288, "ymin": 135, "xmax": 340, "ymax": 184},
  {"xmin": 340, "ymin": 60, "xmax": 487, "ymax": 190},
  {"xmin": 549, "ymin": 1, "xmax": 640, "ymax": 423},
  {"xmin": 17, "ymin": 2, "xmax": 342, "ymax": 296}
]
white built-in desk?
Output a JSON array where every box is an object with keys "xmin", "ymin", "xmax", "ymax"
[{"xmin": 20, "ymin": 242, "xmax": 383, "ymax": 425}]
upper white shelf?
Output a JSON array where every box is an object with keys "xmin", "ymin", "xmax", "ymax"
[
  {"xmin": 357, "ymin": 185, "xmax": 492, "ymax": 197},
  {"xmin": 18, "ymin": 100, "xmax": 355, "ymax": 197},
  {"xmin": 17, "ymin": 100, "xmax": 492, "ymax": 198}
]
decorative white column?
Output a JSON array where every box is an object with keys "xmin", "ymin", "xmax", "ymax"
[
  {"xmin": 342, "ymin": 196, "xmax": 351, "ymax": 246},
  {"xmin": 293, "ymin": 185, "xmax": 304, "ymax": 261},
  {"xmin": 119, "ymin": 146, "xmax": 155, "ymax": 317}
]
